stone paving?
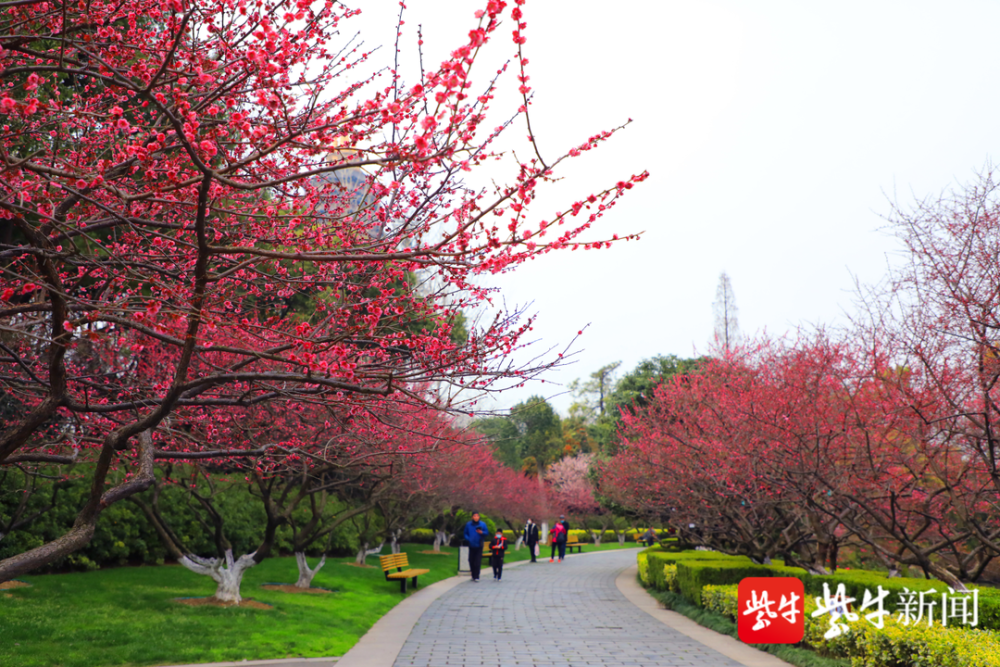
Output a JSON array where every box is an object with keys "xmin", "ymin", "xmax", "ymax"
[{"xmin": 392, "ymin": 549, "xmax": 744, "ymax": 667}]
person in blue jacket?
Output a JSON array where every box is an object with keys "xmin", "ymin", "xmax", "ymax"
[{"xmin": 463, "ymin": 511, "xmax": 489, "ymax": 582}]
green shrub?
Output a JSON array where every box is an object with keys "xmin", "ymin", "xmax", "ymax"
[
  {"xmin": 676, "ymin": 559, "xmax": 781, "ymax": 606},
  {"xmin": 666, "ymin": 572, "xmax": 1000, "ymax": 667},
  {"xmin": 663, "ymin": 564, "xmax": 679, "ymax": 593},
  {"xmin": 643, "ymin": 546, "xmax": 750, "ymax": 592},
  {"xmin": 637, "ymin": 552, "xmax": 650, "ymax": 585},
  {"xmin": 851, "ymin": 619, "xmax": 1000, "ymax": 667},
  {"xmin": 976, "ymin": 587, "xmax": 1000, "ymax": 631},
  {"xmin": 802, "ymin": 570, "xmax": 999, "ymax": 631},
  {"xmin": 639, "ymin": 548, "xmax": 1000, "ymax": 632},
  {"xmin": 702, "ymin": 584, "xmax": 738, "ymax": 618},
  {"xmin": 408, "ymin": 528, "xmax": 435, "ymax": 544},
  {"xmin": 660, "ymin": 537, "xmax": 683, "ymax": 552},
  {"xmin": 0, "ymin": 466, "xmax": 370, "ymax": 570}
]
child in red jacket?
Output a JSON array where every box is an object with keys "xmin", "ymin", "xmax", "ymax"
[{"xmin": 489, "ymin": 530, "xmax": 508, "ymax": 581}]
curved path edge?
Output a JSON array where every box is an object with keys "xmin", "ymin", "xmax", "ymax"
[
  {"xmin": 615, "ymin": 565, "xmax": 793, "ymax": 667},
  {"xmin": 336, "ymin": 553, "xmax": 541, "ymax": 667},
  {"xmin": 160, "ymin": 659, "xmax": 337, "ymax": 667},
  {"xmin": 339, "ymin": 546, "xmax": 643, "ymax": 667}
]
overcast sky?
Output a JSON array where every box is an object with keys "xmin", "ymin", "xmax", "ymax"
[{"xmin": 351, "ymin": 1, "xmax": 1000, "ymax": 414}]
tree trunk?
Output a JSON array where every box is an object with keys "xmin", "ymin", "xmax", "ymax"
[
  {"xmin": 783, "ymin": 552, "xmax": 829, "ymax": 576},
  {"xmin": 355, "ymin": 542, "xmax": 369, "ymax": 565},
  {"xmin": 591, "ymin": 531, "xmax": 602, "ymax": 546},
  {"xmin": 617, "ymin": 533, "xmax": 626, "ymax": 545},
  {"xmin": 390, "ymin": 529, "xmax": 403, "ymax": 554},
  {"xmin": 178, "ymin": 549, "xmax": 257, "ymax": 604},
  {"xmin": 541, "ymin": 521, "xmax": 548, "ymax": 544},
  {"xmin": 926, "ymin": 561, "xmax": 970, "ymax": 591},
  {"xmin": 432, "ymin": 530, "xmax": 451, "ymax": 552},
  {"xmin": 515, "ymin": 536, "xmax": 524, "ymax": 550},
  {"xmin": 294, "ymin": 552, "xmax": 326, "ymax": 589},
  {"xmin": 355, "ymin": 541, "xmax": 383, "ymax": 565}
]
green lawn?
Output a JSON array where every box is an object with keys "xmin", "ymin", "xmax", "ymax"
[{"xmin": 0, "ymin": 541, "xmax": 637, "ymax": 667}]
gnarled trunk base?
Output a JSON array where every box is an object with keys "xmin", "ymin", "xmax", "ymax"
[
  {"xmin": 389, "ymin": 529, "xmax": 403, "ymax": 555},
  {"xmin": 432, "ymin": 531, "xmax": 452, "ymax": 552},
  {"xmin": 179, "ymin": 549, "xmax": 257, "ymax": 604},
  {"xmin": 355, "ymin": 541, "xmax": 384, "ymax": 565},
  {"xmin": 294, "ymin": 552, "xmax": 326, "ymax": 589}
]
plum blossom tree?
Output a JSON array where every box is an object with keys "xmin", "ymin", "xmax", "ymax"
[
  {"xmin": 0, "ymin": 0, "xmax": 645, "ymax": 581},
  {"xmin": 545, "ymin": 452, "xmax": 619, "ymax": 544},
  {"xmin": 597, "ymin": 332, "xmax": 999, "ymax": 585}
]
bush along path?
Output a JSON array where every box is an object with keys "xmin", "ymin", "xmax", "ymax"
[{"xmin": 638, "ymin": 545, "xmax": 1000, "ymax": 667}]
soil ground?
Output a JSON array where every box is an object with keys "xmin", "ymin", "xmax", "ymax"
[
  {"xmin": 175, "ymin": 596, "xmax": 272, "ymax": 610},
  {"xmin": 261, "ymin": 584, "xmax": 333, "ymax": 594},
  {"xmin": 0, "ymin": 581, "xmax": 30, "ymax": 590}
]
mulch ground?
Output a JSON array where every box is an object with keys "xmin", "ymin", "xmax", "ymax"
[
  {"xmin": 174, "ymin": 596, "xmax": 272, "ymax": 609},
  {"xmin": 260, "ymin": 584, "xmax": 333, "ymax": 594},
  {"xmin": 0, "ymin": 580, "xmax": 30, "ymax": 590}
]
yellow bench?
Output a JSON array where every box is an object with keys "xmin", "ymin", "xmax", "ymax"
[
  {"xmin": 566, "ymin": 534, "xmax": 584, "ymax": 554},
  {"xmin": 378, "ymin": 553, "xmax": 430, "ymax": 593}
]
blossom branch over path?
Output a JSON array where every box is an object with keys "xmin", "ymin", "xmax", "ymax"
[{"xmin": 0, "ymin": 0, "xmax": 645, "ymax": 580}]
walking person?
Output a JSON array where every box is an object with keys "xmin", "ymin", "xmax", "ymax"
[
  {"xmin": 463, "ymin": 512, "xmax": 489, "ymax": 582},
  {"xmin": 549, "ymin": 519, "xmax": 566, "ymax": 562},
  {"xmin": 524, "ymin": 518, "xmax": 540, "ymax": 563},
  {"xmin": 489, "ymin": 529, "xmax": 508, "ymax": 581},
  {"xmin": 556, "ymin": 515, "xmax": 569, "ymax": 562}
]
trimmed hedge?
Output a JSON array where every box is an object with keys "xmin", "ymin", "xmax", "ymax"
[
  {"xmin": 676, "ymin": 559, "xmax": 782, "ymax": 606},
  {"xmin": 638, "ymin": 551, "xmax": 650, "ymax": 585},
  {"xmin": 844, "ymin": 619, "xmax": 1000, "ymax": 667},
  {"xmin": 663, "ymin": 564, "xmax": 679, "ymax": 592},
  {"xmin": 702, "ymin": 584, "xmax": 738, "ymax": 618},
  {"xmin": 693, "ymin": 583, "xmax": 1000, "ymax": 667},
  {"xmin": 647, "ymin": 587, "xmax": 851, "ymax": 667},
  {"xmin": 805, "ymin": 569, "xmax": 1000, "ymax": 633},
  {"xmin": 640, "ymin": 546, "xmax": 1000, "ymax": 631},
  {"xmin": 643, "ymin": 544, "xmax": 749, "ymax": 592}
]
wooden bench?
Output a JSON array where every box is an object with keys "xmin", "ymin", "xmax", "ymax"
[
  {"xmin": 566, "ymin": 534, "xmax": 584, "ymax": 554},
  {"xmin": 378, "ymin": 553, "xmax": 430, "ymax": 593}
]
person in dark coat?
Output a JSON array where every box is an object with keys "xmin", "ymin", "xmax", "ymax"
[
  {"xmin": 489, "ymin": 530, "xmax": 508, "ymax": 581},
  {"xmin": 548, "ymin": 523, "xmax": 560, "ymax": 562},
  {"xmin": 555, "ymin": 515, "xmax": 569, "ymax": 562},
  {"xmin": 463, "ymin": 512, "xmax": 489, "ymax": 582},
  {"xmin": 523, "ymin": 519, "xmax": 540, "ymax": 563}
]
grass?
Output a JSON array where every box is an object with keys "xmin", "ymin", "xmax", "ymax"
[
  {"xmin": 645, "ymin": 585, "xmax": 850, "ymax": 667},
  {"xmin": 0, "ymin": 541, "xmax": 638, "ymax": 667}
]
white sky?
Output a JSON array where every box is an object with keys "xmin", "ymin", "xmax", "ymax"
[{"xmin": 350, "ymin": 1, "xmax": 1000, "ymax": 414}]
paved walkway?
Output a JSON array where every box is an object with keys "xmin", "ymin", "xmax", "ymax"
[{"xmin": 391, "ymin": 549, "xmax": 749, "ymax": 667}]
